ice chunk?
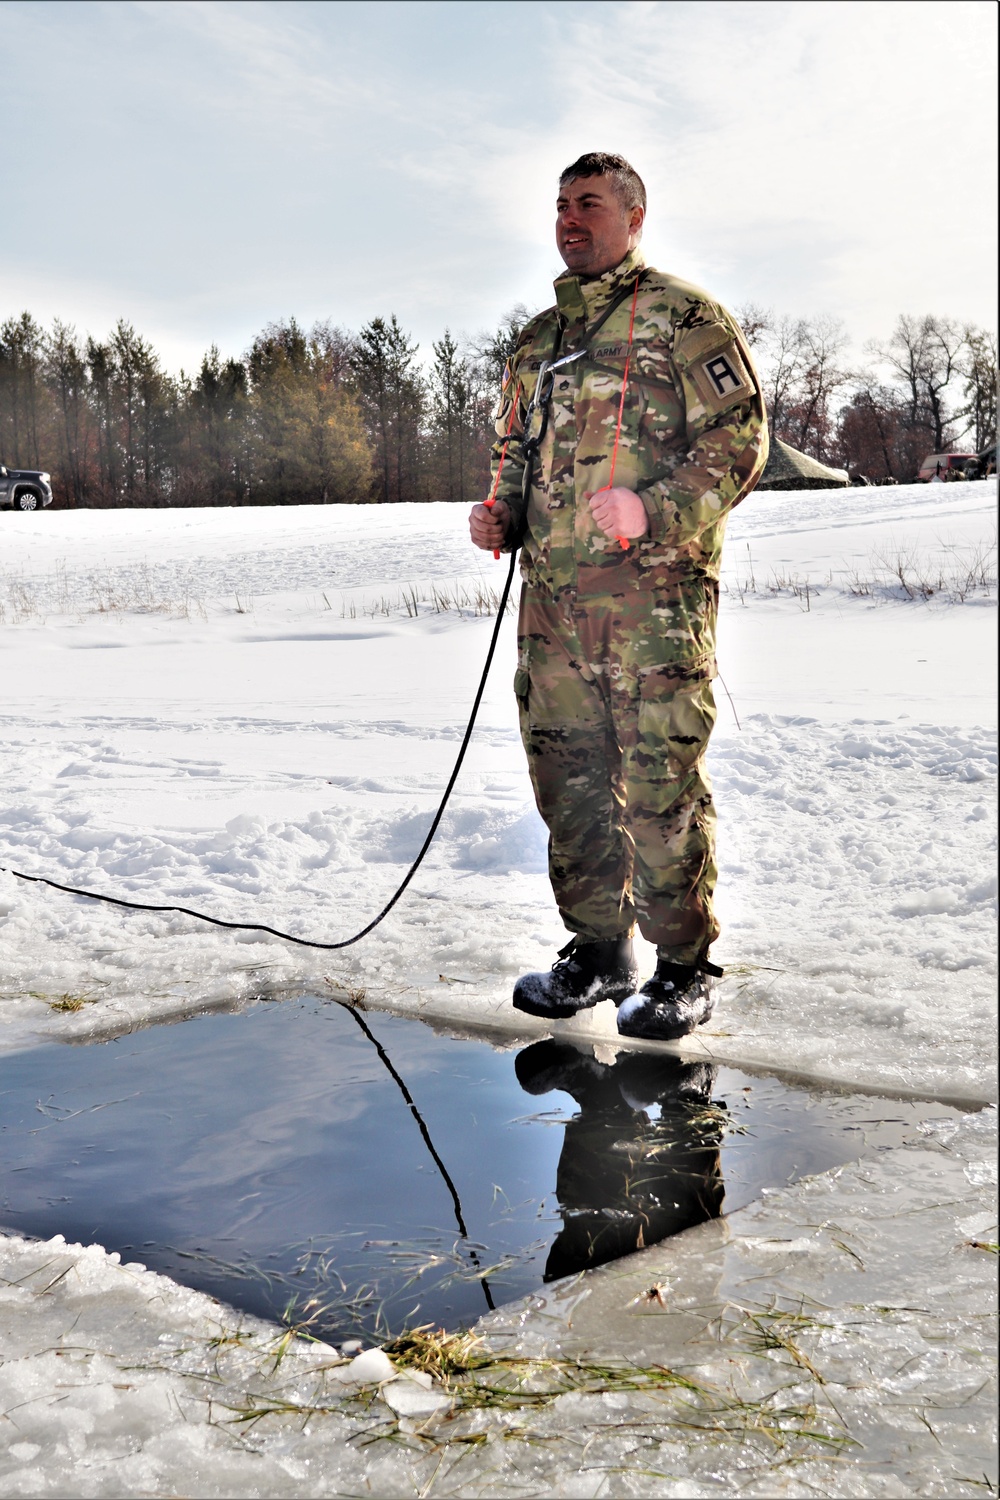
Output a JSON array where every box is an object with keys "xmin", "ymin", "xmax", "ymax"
[
  {"xmin": 381, "ymin": 1379, "xmax": 451, "ymax": 1417},
  {"xmin": 8, "ymin": 1444, "xmax": 41, "ymax": 1462},
  {"xmin": 344, "ymin": 1346, "xmax": 395, "ymax": 1384}
]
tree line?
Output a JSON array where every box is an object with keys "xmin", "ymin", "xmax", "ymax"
[
  {"xmin": 0, "ymin": 310, "xmax": 522, "ymax": 509},
  {"xmin": 737, "ymin": 307, "xmax": 996, "ymax": 480},
  {"xmin": 0, "ymin": 303, "xmax": 994, "ymax": 508}
]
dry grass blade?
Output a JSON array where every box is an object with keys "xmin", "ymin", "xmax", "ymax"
[{"xmin": 340, "ymin": 578, "xmax": 516, "ymax": 622}]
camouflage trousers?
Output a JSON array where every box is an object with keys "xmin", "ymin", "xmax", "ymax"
[{"xmin": 515, "ymin": 581, "xmax": 720, "ymax": 963}]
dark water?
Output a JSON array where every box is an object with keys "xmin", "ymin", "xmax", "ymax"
[{"xmin": 0, "ymin": 996, "xmax": 955, "ymax": 1343}]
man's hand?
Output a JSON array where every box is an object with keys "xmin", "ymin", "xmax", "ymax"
[
  {"xmin": 587, "ymin": 487, "xmax": 650, "ymax": 540},
  {"xmin": 469, "ymin": 499, "xmax": 511, "ymax": 551}
]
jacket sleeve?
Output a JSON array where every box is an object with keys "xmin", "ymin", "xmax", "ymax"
[
  {"xmin": 637, "ymin": 312, "xmax": 768, "ymax": 547},
  {"xmin": 485, "ymin": 333, "xmax": 535, "ymax": 552}
]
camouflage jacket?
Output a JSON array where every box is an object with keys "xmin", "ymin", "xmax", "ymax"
[{"xmin": 491, "ymin": 246, "xmax": 768, "ymax": 599}]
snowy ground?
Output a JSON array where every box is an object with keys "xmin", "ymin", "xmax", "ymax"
[
  {"xmin": 0, "ymin": 480, "xmax": 996, "ymax": 1495},
  {"xmin": 0, "ymin": 480, "xmax": 994, "ymax": 1099}
]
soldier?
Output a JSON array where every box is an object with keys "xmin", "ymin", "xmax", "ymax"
[{"xmin": 469, "ymin": 152, "xmax": 767, "ymax": 1041}]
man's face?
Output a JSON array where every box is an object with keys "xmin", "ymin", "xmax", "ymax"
[{"xmin": 555, "ymin": 176, "xmax": 644, "ymax": 277}]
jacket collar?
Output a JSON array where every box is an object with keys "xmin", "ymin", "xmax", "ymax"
[{"xmin": 553, "ymin": 245, "xmax": 647, "ymax": 328}]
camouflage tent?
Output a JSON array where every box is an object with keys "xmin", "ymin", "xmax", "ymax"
[{"xmin": 757, "ymin": 438, "xmax": 849, "ymax": 490}]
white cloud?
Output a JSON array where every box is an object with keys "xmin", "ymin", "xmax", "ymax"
[{"xmin": 0, "ymin": 0, "xmax": 993, "ymax": 372}]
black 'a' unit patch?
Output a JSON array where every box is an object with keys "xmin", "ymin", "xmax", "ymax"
[
  {"xmin": 695, "ymin": 343, "xmax": 754, "ymax": 412},
  {"xmin": 705, "ymin": 353, "xmax": 742, "ymax": 395},
  {"xmin": 704, "ymin": 345, "xmax": 749, "ymax": 402}
]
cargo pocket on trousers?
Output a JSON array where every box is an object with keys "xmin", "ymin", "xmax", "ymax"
[
  {"xmin": 514, "ymin": 654, "xmax": 605, "ymax": 732},
  {"xmin": 636, "ymin": 675, "xmax": 717, "ymax": 778}
]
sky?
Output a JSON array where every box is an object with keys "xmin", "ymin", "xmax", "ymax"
[{"xmin": 1, "ymin": 0, "xmax": 996, "ymax": 374}]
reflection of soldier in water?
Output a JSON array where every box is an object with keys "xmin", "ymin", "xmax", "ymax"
[{"xmin": 515, "ymin": 1041, "xmax": 726, "ymax": 1283}]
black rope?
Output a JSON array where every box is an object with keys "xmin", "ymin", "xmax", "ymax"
[
  {"xmin": 337, "ymin": 1001, "xmax": 495, "ymax": 1312},
  {"xmin": 1, "ymin": 550, "xmax": 519, "ymax": 952}
]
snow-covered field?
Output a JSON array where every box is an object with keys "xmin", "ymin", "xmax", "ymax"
[
  {"xmin": 0, "ymin": 479, "xmax": 996, "ymax": 1496},
  {"xmin": 0, "ymin": 480, "xmax": 994, "ymax": 1098}
]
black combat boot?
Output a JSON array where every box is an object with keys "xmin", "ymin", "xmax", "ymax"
[
  {"xmin": 513, "ymin": 936, "xmax": 638, "ymax": 1019},
  {"xmin": 615, "ymin": 954, "xmax": 721, "ymax": 1041}
]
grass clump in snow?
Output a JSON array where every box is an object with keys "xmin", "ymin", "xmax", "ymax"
[
  {"xmin": 42, "ymin": 991, "xmax": 100, "ymax": 1013},
  {"xmin": 220, "ymin": 1334, "xmax": 857, "ymax": 1463},
  {"xmin": 0, "ymin": 575, "xmax": 39, "ymax": 623},
  {"xmin": 727, "ymin": 534, "xmax": 997, "ymax": 607},
  {"xmin": 88, "ymin": 562, "xmax": 205, "ymax": 618},
  {"xmin": 734, "ymin": 1305, "xmax": 832, "ymax": 1384},
  {"xmin": 0, "ymin": 562, "xmax": 209, "ymax": 622},
  {"xmin": 323, "ymin": 975, "xmax": 368, "ymax": 1006},
  {"xmin": 850, "ymin": 538, "xmax": 998, "ymax": 603},
  {"xmin": 383, "ymin": 1324, "xmax": 492, "ymax": 1381},
  {"xmin": 216, "ymin": 1295, "xmax": 859, "ymax": 1463},
  {"xmin": 338, "ymin": 579, "xmax": 516, "ymax": 621}
]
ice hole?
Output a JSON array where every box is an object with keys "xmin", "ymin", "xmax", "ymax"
[{"xmin": 0, "ymin": 996, "xmax": 966, "ymax": 1344}]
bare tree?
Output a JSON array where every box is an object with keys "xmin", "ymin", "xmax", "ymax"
[
  {"xmin": 755, "ymin": 315, "xmax": 808, "ymax": 441},
  {"xmin": 732, "ymin": 302, "xmax": 772, "ymax": 348},
  {"xmin": 469, "ymin": 305, "xmax": 534, "ymax": 394},
  {"xmin": 786, "ymin": 316, "xmax": 851, "ymax": 462},
  {"xmin": 837, "ymin": 377, "xmax": 923, "ymax": 481},
  {"xmin": 869, "ymin": 314, "xmax": 964, "ymax": 453}
]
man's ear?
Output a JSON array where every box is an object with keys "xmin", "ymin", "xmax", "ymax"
[{"xmin": 629, "ymin": 204, "xmax": 645, "ymax": 239}]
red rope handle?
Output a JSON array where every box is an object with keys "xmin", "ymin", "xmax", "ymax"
[
  {"xmin": 484, "ymin": 380, "xmax": 521, "ymax": 559},
  {"xmin": 599, "ymin": 274, "xmax": 642, "ymax": 550}
]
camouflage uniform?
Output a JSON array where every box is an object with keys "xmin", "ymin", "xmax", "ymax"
[{"xmin": 490, "ymin": 247, "xmax": 767, "ymax": 963}]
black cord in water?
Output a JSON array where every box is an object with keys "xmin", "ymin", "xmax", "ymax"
[
  {"xmin": 337, "ymin": 1001, "xmax": 495, "ymax": 1313},
  {"xmin": 1, "ymin": 550, "xmax": 519, "ymax": 952}
]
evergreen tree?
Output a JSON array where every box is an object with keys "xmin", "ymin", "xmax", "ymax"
[
  {"xmin": 0, "ymin": 312, "xmax": 47, "ymax": 467},
  {"xmin": 351, "ymin": 315, "xmax": 425, "ymax": 502},
  {"xmin": 245, "ymin": 319, "xmax": 372, "ymax": 504},
  {"xmin": 44, "ymin": 321, "xmax": 90, "ymax": 507},
  {"xmin": 188, "ymin": 345, "xmax": 250, "ymax": 504}
]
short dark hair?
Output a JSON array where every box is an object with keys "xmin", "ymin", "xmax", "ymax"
[{"xmin": 559, "ymin": 152, "xmax": 646, "ymax": 214}]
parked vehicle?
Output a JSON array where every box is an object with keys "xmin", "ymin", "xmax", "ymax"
[
  {"xmin": 0, "ymin": 464, "xmax": 53, "ymax": 510},
  {"xmin": 917, "ymin": 452, "xmax": 978, "ymax": 482}
]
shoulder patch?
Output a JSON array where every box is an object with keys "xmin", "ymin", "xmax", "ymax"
[
  {"xmin": 701, "ymin": 348, "xmax": 753, "ymax": 403},
  {"xmin": 675, "ymin": 320, "xmax": 756, "ymax": 415}
]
